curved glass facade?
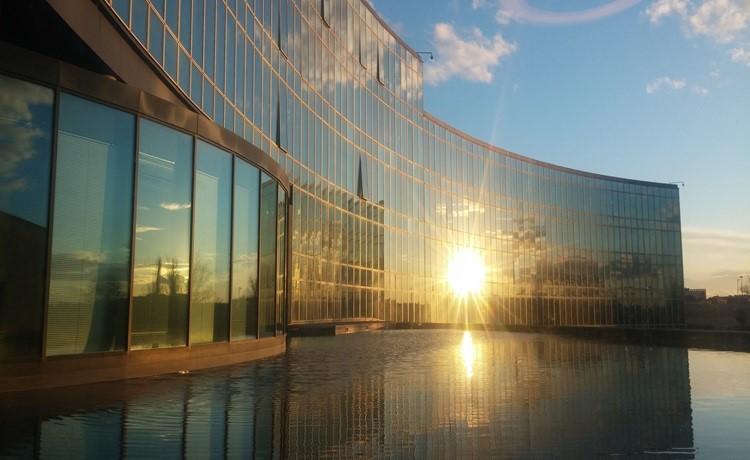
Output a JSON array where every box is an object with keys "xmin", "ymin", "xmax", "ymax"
[
  {"xmin": 0, "ymin": 73, "xmax": 288, "ymax": 361},
  {"xmin": 101, "ymin": 0, "xmax": 684, "ymax": 328}
]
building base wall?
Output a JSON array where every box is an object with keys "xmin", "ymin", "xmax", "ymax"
[{"xmin": 0, "ymin": 336, "xmax": 286, "ymax": 393}]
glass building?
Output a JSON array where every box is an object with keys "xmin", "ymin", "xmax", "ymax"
[{"xmin": 0, "ymin": 0, "xmax": 682, "ymax": 387}]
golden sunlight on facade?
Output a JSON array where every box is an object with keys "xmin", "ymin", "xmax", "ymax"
[{"xmin": 447, "ymin": 248, "xmax": 487, "ymax": 298}]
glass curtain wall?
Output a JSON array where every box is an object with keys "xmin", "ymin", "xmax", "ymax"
[
  {"xmin": 231, "ymin": 158, "xmax": 261, "ymax": 340},
  {"xmin": 47, "ymin": 93, "xmax": 134, "ymax": 356},
  {"xmin": 131, "ymin": 119, "xmax": 193, "ymax": 349},
  {"xmin": 100, "ymin": 0, "xmax": 683, "ymax": 328},
  {"xmin": 0, "ymin": 75, "xmax": 54, "ymax": 360},
  {"xmin": 190, "ymin": 141, "xmax": 232, "ymax": 344}
]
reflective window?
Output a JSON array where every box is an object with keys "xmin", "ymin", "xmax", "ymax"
[
  {"xmin": 148, "ymin": 9, "xmax": 164, "ymax": 63},
  {"xmin": 231, "ymin": 158, "xmax": 260, "ymax": 340},
  {"xmin": 113, "ymin": 0, "xmax": 130, "ymax": 23},
  {"xmin": 47, "ymin": 93, "xmax": 134, "ymax": 356},
  {"xmin": 0, "ymin": 75, "xmax": 54, "ymax": 360},
  {"xmin": 276, "ymin": 186, "xmax": 287, "ymax": 334},
  {"xmin": 131, "ymin": 119, "xmax": 192, "ymax": 350},
  {"xmin": 190, "ymin": 141, "xmax": 232, "ymax": 344},
  {"xmin": 258, "ymin": 172, "xmax": 277, "ymax": 338},
  {"xmin": 132, "ymin": 0, "xmax": 147, "ymax": 44}
]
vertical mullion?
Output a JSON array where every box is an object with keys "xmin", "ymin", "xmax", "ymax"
[
  {"xmin": 228, "ymin": 155, "xmax": 235, "ymax": 342},
  {"xmin": 255, "ymin": 169, "xmax": 262, "ymax": 339},
  {"xmin": 187, "ymin": 137, "xmax": 197, "ymax": 348},
  {"xmin": 126, "ymin": 117, "xmax": 142, "ymax": 352},
  {"xmin": 270, "ymin": 182, "xmax": 278, "ymax": 336},
  {"xmin": 40, "ymin": 87, "xmax": 61, "ymax": 360},
  {"xmin": 285, "ymin": 186, "xmax": 292, "ymax": 333}
]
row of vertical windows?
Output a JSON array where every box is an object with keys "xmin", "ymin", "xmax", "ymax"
[
  {"xmin": 103, "ymin": 0, "xmax": 684, "ymax": 328},
  {"xmin": 0, "ymin": 74, "xmax": 288, "ymax": 360}
]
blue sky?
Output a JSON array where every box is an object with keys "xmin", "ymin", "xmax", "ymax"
[{"xmin": 372, "ymin": 0, "xmax": 750, "ymax": 296}]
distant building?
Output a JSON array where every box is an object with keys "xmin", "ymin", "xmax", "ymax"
[
  {"xmin": 706, "ymin": 295, "xmax": 750, "ymax": 305},
  {"xmin": 685, "ymin": 289, "xmax": 707, "ymax": 302}
]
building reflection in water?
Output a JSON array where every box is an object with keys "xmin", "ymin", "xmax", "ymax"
[{"xmin": 0, "ymin": 331, "xmax": 694, "ymax": 458}]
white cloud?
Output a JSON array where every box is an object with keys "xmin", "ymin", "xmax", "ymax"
[
  {"xmin": 475, "ymin": 0, "xmax": 641, "ymax": 26},
  {"xmin": 0, "ymin": 78, "xmax": 53, "ymax": 187},
  {"xmin": 646, "ymin": 0, "xmax": 690, "ymax": 23},
  {"xmin": 730, "ymin": 45, "xmax": 750, "ymax": 64},
  {"xmin": 646, "ymin": 76, "xmax": 687, "ymax": 93},
  {"xmin": 684, "ymin": 227, "xmax": 750, "ymax": 245},
  {"xmin": 690, "ymin": 0, "xmax": 749, "ymax": 43},
  {"xmin": 160, "ymin": 202, "xmax": 192, "ymax": 211},
  {"xmin": 646, "ymin": 0, "xmax": 750, "ymax": 44},
  {"xmin": 424, "ymin": 23, "xmax": 517, "ymax": 85},
  {"xmin": 693, "ymin": 84, "xmax": 710, "ymax": 94},
  {"xmin": 136, "ymin": 226, "xmax": 163, "ymax": 233}
]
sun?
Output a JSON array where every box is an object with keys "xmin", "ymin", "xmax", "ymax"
[{"xmin": 447, "ymin": 248, "xmax": 486, "ymax": 298}]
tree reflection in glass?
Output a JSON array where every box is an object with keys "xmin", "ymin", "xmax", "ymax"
[
  {"xmin": 231, "ymin": 159, "xmax": 260, "ymax": 340},
  {"xmin": 131, "ymin": 120, "xmax": 192, "ymax": 349},
  {"xmin": 190, "ymin": 141, "xmax": 231, "ymax": 344},
  {"xmin": 46, "ymin": 93, "xmax": 134, "ymax": 356},
  {"xmin": 258, "ymin": 173, "xmax": 277, "ymax": 338}
]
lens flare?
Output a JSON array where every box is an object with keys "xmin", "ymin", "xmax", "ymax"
[{"xmin": 447, "ymin": 248, "xmax": 486, "ymax": 298}]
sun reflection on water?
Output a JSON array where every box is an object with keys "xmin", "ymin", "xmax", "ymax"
[{"xmin": 460, "ymin": 330, "xmax": 477, "ymax": 379}]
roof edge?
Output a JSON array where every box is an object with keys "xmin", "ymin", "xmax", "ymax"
[
  {"xmin": 422, "ymin": 112, "xmax": 678, "ymax": 190},
  {"xmin": 361, "ymin": 0, "xmax": 422, "ymax": 63}
]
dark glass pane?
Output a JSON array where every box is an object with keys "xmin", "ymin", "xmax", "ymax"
[
  {"xmin": 165, "ymin": 0, "xmax": 178, "ymax": 31},
  {"xmin": 0, "ymin": 75, "xmax": 54, "ymax": 360},
  {"xmin": 152, "ymin": 0, "xmax": 165, "ymax": 14},
  {"xmin": 47, "ymin": 93, "xmax": 134, "ymax": 356},
  {"xmin": 190, "ymin": 141, "xmax": 231, "ymax": 344},
  {"xmin": 216, "ymin": 3, "xmax": 226, "ymax": 91},
  {"xmin": 113, "ymin": 0, "xmax": 130, "ymax": 23},
  {"xmin": 179, "ymin": 0, "xmax": 191, "ymax": 49},
  {"xmin": 231, "ymin": 159, "xmax": 260, "ymax": 340},
  {"xmin": 148, "ymin": 10, "xmax": 164, "ymax": 63},
  {"xmin": 131, "ymin": 119, "xmax": 192, "ymax": 350},
  {"xmin": 132, "ymin": 0, "xmax": 147, "ymax": 43},
  {"xmin": 165, "ymin": 33, "xmax": 178, "ymax": 79},
  {"xmin": 258, "ymin": 172, "xmax": 277, "ymax": 338},
  {"xmin": 191, "ymin": 0, "xmax": 204, "ymax": 66},
  {"xmin": 275, "ymin": 186, "xmax": 286, "ymax": 334},
  {"xmin": 204, "ymin": 0, "xmax": 215, "ymax": 77}
]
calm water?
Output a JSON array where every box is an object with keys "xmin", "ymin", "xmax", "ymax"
[{"xmin": 2, "ymin": 330, "xmax": 750, "ymax": 459}]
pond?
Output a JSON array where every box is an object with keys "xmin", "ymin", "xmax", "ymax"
[{"xmin": 1, "ymin": 329, "xmax": 749, "ymax": 458}]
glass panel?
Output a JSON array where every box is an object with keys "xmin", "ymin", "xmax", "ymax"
[
  {"xmin": 113, "ymin": 0, "xmax": 130, "ymax": 23},
  {"xmin": 131, "ymin": 119, "xmax": 192, "ymax": 350},
  {"xmin": 190, "ymin": 141, "xmax": 231, "ymax": 344},
  {"xmin": 0, "ymin": 75, "xmax": 54, "ymax": 360},
  {"xmin": 257, "ymin": 172, "xmax": 277, "ymax": 338},
  {"xmin": 275, "ymin": 186, "xmax": 286, "ymax": 334},
  {"xmin": 132, "ymin": 0, "xmax": 147, "ymax": 43},
  {"xmin": 231, "ymin": 159, "xmax": 260, "ymax": 340},
  {"xmin": 46, "ymin": 93, "xmax": 134, "ymax": 356}
]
